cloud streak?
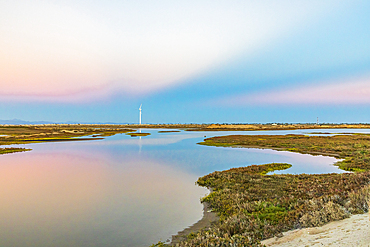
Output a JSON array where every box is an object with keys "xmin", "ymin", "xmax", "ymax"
[
  {"xmin": 218, "ymin": 75, "xmax": 370, "ymax": 106},
  {"xmin": 0, "ymin": 0, "xmax": 337, "ymax": 102}
]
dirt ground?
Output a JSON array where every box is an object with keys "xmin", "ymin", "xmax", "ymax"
[
  {"xmin": 170, "ymin": 202, "xmax": 218, "ymax": 245},
  {"xmin": 262, "ymin": 213, "xmax": 370, "ymax": 247}
]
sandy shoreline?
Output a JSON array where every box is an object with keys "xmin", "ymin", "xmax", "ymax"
[
  {"xmin": 262, "ymin": 213, "xmax": 370, "ymax": 246},
  {"xmin": 170, "ymin": 207, "xmax": 370, "ymax": 246}
]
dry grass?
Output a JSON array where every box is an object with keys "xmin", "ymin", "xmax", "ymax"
[
  {"xmin": 299, "ymin": 199, "xmax": 349, "ymax": 227},
  {"xmin": 126, "ymin": 132, "xmax": 151, "ymax": 137},
  {"xmin": 0, "ymin": 125, "xmax": 134, "ymax": 145},
  {"xmin": 0, "ymin": 147, "xmax": 31, "ymax": 155},
  {"xmin": 0, "ymin": 124, "xmax": 135, "ymax": 154}
]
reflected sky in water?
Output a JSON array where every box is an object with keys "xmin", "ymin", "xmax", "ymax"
[{"xmin": 0, "ymin": 128, "xmax": 366, "ymax": 246}]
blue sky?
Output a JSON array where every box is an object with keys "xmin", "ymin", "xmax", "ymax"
[{"xmin": 1, "ymin": 1, "xmax": 370, "ymax": 123}]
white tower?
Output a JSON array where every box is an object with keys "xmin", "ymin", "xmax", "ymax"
[{"xmin": 139, "ymin": 104, "xmax": 142, "ymax": 125}]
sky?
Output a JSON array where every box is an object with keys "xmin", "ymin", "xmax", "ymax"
[{"xmin": 1, "ymin": 0, "xmax": 370, "ymax": 124}]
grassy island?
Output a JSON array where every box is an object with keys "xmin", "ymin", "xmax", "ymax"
[
  {"xmin": 126, "ymin": 132, "xmax": 151, "ymax": 137},
  {"xmin": 0, "ymin": 124, "xmax": 135, "ymax": 154},
  {"xmin": 152, "ymin": 133, "xmax": 370, "ymax": 246},
  {"xmin": 0, "ymin": 147, "xmax": 31, "ymax": 154}
]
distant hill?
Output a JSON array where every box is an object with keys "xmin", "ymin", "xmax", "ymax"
[
  {"xmin": 0, "ymin": 119, "xmax": 55, "ymax": 125},
  {"xmin": 0, "ymin": 119, "xmax": 131, "ymax": 125}
]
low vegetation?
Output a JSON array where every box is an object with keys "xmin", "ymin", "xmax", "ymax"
[
  {"xmin": 83, "ymin": 123, "xmax": 370, "ymax": 132},
  {"xmin": 0, "ymin": 124, "xmax": 134, "ymax": 154},
  {"xmin": 158, "ymin": 130, "xmax": 181, "ymax": 133},
  {"xmin": 159, "ymin": 134, "xmax": 370, "ymax": 246},
  {"xmin": 190, "ymin": 123, "xmax": 370, "ymax": 131},
  {"xmin": 167, "ymin": 165, "xmax": 370, "ymax": 246},
  {"xmin": 126, "ymin": 132, "xmax": 151, "ymax": 137},
  {"xmin": 0, "ymin": 147, "xmax": 31, "ymax": 154},
  {"xmin": 200, "ymin": 134, "xmax": 370, "ymax": 171}
]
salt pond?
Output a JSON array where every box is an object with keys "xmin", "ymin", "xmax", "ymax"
[{"xmin": 0, "ymin": 128, "xmax": 364, "ymax": 246}]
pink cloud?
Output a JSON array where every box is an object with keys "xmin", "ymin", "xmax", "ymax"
[
  {"xmin": 0, "ymin": 81, "xmax": 120, "ymax": 104},
  {"xmin": 0, "ymin": 1, "xmax": 336, "ymax": 103},
  {"xmin": 220, "ymin": 75, "xmax": 370, "ymax": 106}
]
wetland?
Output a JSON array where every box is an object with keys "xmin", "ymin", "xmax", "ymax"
[{"xmin": 0, "ymin": 124, "xmax": 369, "ymax": 246}]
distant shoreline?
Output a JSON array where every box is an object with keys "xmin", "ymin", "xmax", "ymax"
[
  {"xmin": 122, "ymin": 123, "xmax": 370, "ymax": 131},
  {"xmin": 3, "ymin": 123, "xmax": 370, "ymax": 132}
]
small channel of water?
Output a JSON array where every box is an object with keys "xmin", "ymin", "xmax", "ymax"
[{"xmin": 0, "ymin": 129, "xmax": 365, "ymax": 246}]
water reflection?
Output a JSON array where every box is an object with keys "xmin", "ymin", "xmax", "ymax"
[
  {"xmin": 0, "ymin": 150, "xmax": 207, "ymax": 247},
  {"xmin": 0, "ymin": 128, "xmax": 364, "ymax": 246}
]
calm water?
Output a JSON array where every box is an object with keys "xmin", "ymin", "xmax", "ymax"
[{"xmin": 0, "ymin": 128, "xmax": 365, "ymax": 247}]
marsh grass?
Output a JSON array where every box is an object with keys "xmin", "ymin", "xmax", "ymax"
[
  {"xmin": 199, "ymin": 134, "xmax": 370, "ymax": 171},
  {"xmin": 168, "ymin": 164, "xmax": 370, "ymax": 246},
  {"xmin": 158, "ymin": 130, "xmax": 181, "ymax": 133},
  {"xmin": 126, "ymin": 132, "xmax": 151, "ymax": 137},
  {"xmin": 0, "ymin": 125, "xmax": 134, "ymax": 145},
  {"xmin": 165, "ymin": 134, "xmax": 370, "ymax": 246},
  {"xmin": 0, "ymin": 125, "xmax": 136, "ymax": 156},
  {"xmin": 0, "ymin": 147, "xmax": 31, "ymax": 154}
]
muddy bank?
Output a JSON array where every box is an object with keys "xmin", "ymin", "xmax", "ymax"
[{"xmin": 170, "ymin": 202, "xmax": 218, "ymax": 245}]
